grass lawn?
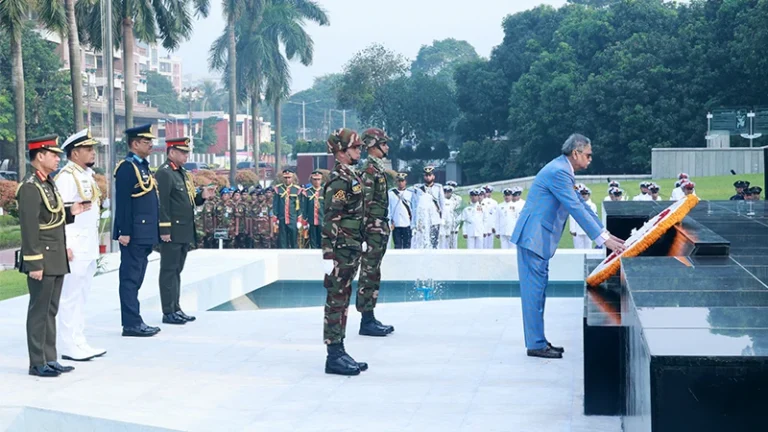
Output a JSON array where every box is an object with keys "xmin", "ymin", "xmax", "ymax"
[{"xmin": 0, "ymin": 270, "xmax": 27, "ymax": 301}]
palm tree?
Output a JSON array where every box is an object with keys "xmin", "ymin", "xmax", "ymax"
[
  {"xmin": 65, "ymin": 0, "xmax": 83, "ymax": 130},
  {"xmin": 0, "ymin": 0, "xmax": 65, "ymax": 177},
  {"xmin": 209, "ymin": 0, "xmax": 328, "ymax": 178},
  {"xmin": 77, "ymin": 0, "xmax": 210, "ymax": 129}
]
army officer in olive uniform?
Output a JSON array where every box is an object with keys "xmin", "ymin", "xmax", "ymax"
[
  {"xmin": 17, "ymin": 135, "xmax": 88, "ymax": 377},
  {"xmin": 155, "ymin": 137, "xmax": 213, "ymax": 325}
]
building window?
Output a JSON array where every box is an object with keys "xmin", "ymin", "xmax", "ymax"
[
  {"xmin": 237, "ymin": 123, "xmax": 243, "ymax": 136},
  {"xmin": 85, "ymin": 54, "xmax": 96, "ymax": 68},
  {"xmin": 160, "ymin": 63, "xmax": 171, "ymax": 73}
]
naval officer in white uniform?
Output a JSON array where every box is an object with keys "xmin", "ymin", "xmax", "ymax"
[{"xmin": 54, "ymin": 129, "xmax": 107, "ymax": 361}]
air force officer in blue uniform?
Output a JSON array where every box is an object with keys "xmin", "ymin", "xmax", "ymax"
[
  {"xmin": 511, "ymin": 134, "xmax": 625, "ymax": 359},
  {"xmin": 113, "ymin": 124, "xmax": 161, "ymax": 337}
]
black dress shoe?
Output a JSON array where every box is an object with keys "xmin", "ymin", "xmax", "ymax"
[
  {"xmin": 547, "ymin": 342, "xmax": 565, "ymax": 353},
  {"xmin": 29, "ymin": 365, "xmax": 60, "ymax": 377},
  {"xmin": 527, "ymin": 346, "xmax": 563, "ymax": 359},
  {"xmin": 122, "ymin": 324, "xmax": 160, "ymax": 337},
  {"xmin": 162, "ymin": 313, "xmax": 186, "ymax": 325},
  {"xmin": 46, "ymin": 361, "xmax": 75, "ymax": 373},
  {"xmin": 176, "ymin": 310, "xmax": 196, "ymax": 322}
]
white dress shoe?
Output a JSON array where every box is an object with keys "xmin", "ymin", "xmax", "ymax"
[
  {"xmin": 61, "ymin": 345, "xmax": 98, "ymax": 362},
  {"xmin": 84, "ymin": 345, "xmax": 107, "ymax": 358}
]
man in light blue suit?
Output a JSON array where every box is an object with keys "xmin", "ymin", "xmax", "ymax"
[{"xmin": 511, "ymin": 134, "xmax": 626, "ymax": 359}]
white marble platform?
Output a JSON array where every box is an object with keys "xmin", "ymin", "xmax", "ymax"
[{"xmin": 0, "ymin": 248, "xmax": 617, "ymax": 432}]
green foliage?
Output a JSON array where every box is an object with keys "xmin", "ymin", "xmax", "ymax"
[
  {"xmin": 193, "ymin": 117, "xmax": 219, "ymax": 154},
  {"xmin": 0, "ymin": 27, "xmax": 74, "ymax": 143},
  {"xmin": 139, "ymin": 71, "xmax": 184, "ymax": 114},
  {"xmin": 335, "ymin": 44, "xmax": 409, "ymax": 125},
  {"xmin": 291, "ymin": 139, "xmax": 326, "ymax": 158},
  {"xmin": 411, "ymin": 38, "xmax": 480, "ymax": 86},
  {"xmin": 453, "ymin": 0, "xmax": 768, "ymax": 184},
  {"xmin": 0, "ymin": 223, "xmax": 20, "ymax": 249}
]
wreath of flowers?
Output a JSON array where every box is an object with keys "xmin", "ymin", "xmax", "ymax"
[{"xmin": 586, "ymin": 194, "xmax": 700, "ymax": 287}]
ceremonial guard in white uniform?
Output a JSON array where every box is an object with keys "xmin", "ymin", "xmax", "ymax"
[
  {"xmin": 387, "ymin": 173, "xmax": 413, "ymax": 249},
  {"xmin": 649, "ymin": 183, "xmax": 663, "ymax": 201},
  {"xmin": 54, "ymin": 129, "xmax": 107, "ymax": 361},
  {"xmin": 480, "ymin": 185, "xmax": 498, "ymax": 249},
  {"xmin": 461, "ymin": 189, "xmax": 486, "ymax": 249},
  {"xmin": 420, "ymin": 166, "xmax": 444, "ymax": 248},
  {"xmin": 633, "ymin": 181, "xmax": 653, "ymax": 201},
  {"xmin": 439, "ymin": 185, "xmax": 460, "ymax": 249},
  {"xmin": 496, "ymin": 187, "xmax": 525, "ymax": 249},
  {"xmin": 570, "ymin": 187, "xmax": 598, "ymax": 249}
]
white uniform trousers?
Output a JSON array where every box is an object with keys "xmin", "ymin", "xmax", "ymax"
[
  {"xmin": 466, "ymin": 236, "xmax": 483, "ymax": 249},
  {"xmin": 573, "ymin": 234, "xmax": 593, "ymax": 249},
  {"xmin": 57, "ymin": 259, "xmax": 97, "ymax": 354},
  {"xmin": 439, "ymin": 233, "xmax": 459, "ymax": 249},
  {"xmin": 484, "ymin": 234, "xmax": 494, "ymax": 249},
  {"xmin": 500, "ymin": 235, "xmax": 516, "ymax": 250}
]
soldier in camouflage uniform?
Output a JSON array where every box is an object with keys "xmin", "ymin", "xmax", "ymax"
[
  {"xmin": 253, "ymin": 190, "xmax": 274, "ymax": 248},
  {"xmin": 233, "ymin": 188, "xmax": 248, "ymax": 248},
  {"xmin": 322, "ymin": 128, "xmax": 368, "ymax": 376},
  {"xmin": 357, "ymin": 128, "xmax": 395, "ymax": 336},
  {"xmin": 264, "ymin": 187, "xmax": 279, "ymax": 248},
  {"xmin": 215, "ymin": 188, "xmax": 235, "ymax": 248},
  {"xmin": 200, "ymin": 195, "xmax": 217, "ymax": 248}
]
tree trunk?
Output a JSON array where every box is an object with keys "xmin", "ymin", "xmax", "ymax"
[
  {"xmin": 274, "ymin": 99, "xmax": 282, "ymax": 175},
  {"xmin": 122, "ymin": 14, "xmax": 135, "ymax": 128},
  {"xmin": 11, "ymin": 33, "xmax": 26, "ymax": 178},
  {"xmin": 227, "ymin": 19, "xmax": 237, "ymax": 186},
  {"xmin": 66, "ymin": 0, "xmax": 84, "ymax": 130},
  {"xmin": 250, "ymin": 95, "xmax": 260, "ymax": 177}
]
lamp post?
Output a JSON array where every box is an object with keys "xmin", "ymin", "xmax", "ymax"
[
  {"xmin": 329, "ymin": 109, "xmax": 347, "ymax": 130},
  {"xmin": 740, "ymin": 111, "xmax": 762, "ymax": 148},
  {"xmin": 287, "ymin": 100, "xmax": 321, "ymax": 140},
  {"xmin": 181, "ymin": 87, "xmax": 201, "ymax": 149},
  {"xmin": 103, "ymin": 0, "xmax": 117, "ymax": 252}
]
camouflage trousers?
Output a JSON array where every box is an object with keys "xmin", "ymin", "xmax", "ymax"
[
  {"xmin": 323, "ymin": 247, "xmax": 362, "ymax": 344},
  {"xmin": 357, "ymin": 232, "xmax": 388, "ymax": 312}
]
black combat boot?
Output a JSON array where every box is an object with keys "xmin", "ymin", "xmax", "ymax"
[
  {"xmin": 340, "ymin": 341, "xmax": 368, "ymax": 371},
  {"xmin": 325, "ymin": 343, "xmax": 360, "ymax": 376},
  {"xmin": 359, "ymin": 310, "xmax": 394, "ymax": 336}
]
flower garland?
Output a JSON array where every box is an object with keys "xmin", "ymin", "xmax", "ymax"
[{"xmin": 586, "ymin": 194, "xmax": 700, "ymax": 287}]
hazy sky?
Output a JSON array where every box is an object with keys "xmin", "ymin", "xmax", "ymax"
[{"xmin": 174, "ymin": 0, "xmax": 567, "ymax": 93}]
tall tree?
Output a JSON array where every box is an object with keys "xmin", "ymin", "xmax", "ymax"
[
  {"xmin": 77, "ymin": 0, "xmax": 210, "ymax": 129},
  {"xmin": 0, "ymin": 0, "xmax": 65, "ymax": 177},
  {"xmin": 411, "ymin": 38, "xmax": 480, "ymax": 86},
  {"xmin": 65, "ymin": 0, "xmax": 84, "ymax": 130},
  {"xmin": 139, "ymin": 71, "xmax": 184, "ymax": 113},
  {"xmin": 210, "ymin": 0, "xmax": 328, "ymax": 177},
  {"xmin": 335, "ymin": 43, "xmax": 408, "ymax": 125}
]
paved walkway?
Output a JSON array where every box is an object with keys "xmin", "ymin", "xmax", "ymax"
[
  {"xmin": 0, "ymin": 248, "xmax": 15, "ymax": 268},
  {"xmin": 0, "ymin": 296, "xmax": 620, "ymax": 432}
]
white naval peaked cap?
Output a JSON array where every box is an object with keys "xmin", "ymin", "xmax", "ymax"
[{"xmin": 62, "ymin": 128, "xmax": 99, "ymax": 151}]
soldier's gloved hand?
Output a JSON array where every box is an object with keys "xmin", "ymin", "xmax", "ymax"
[
  {"xmin": 297, "ymin": 222, "xmax": 302, "ymax": 229},
  {"xmin": 361, "ymin": 241, "xmax": 368, "ymax": 252},
  {"xmin": 102, "ymin": 198, "xmax": 110, "ymax": 209},
  {"xmin": 323, "ymin": 259, "xmax": 334, "ymax": 275}
]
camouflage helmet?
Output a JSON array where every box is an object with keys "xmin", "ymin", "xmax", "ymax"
[
  {"xmin": 327, "ymin": 128, "xmax": 362, "ymax": 154},
  {"xmin": 361, "ymin": 128, "xmax": 391, "ymax": 148}
]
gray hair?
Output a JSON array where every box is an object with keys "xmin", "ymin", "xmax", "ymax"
[{"xmin": 561, "ymin": 134, "xmax": 591, "ymax": 156}]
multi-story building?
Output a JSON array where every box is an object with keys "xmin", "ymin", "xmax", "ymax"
[{"xmin": 163, "ymin": 112, "xmax": 274, "ymax": 157}]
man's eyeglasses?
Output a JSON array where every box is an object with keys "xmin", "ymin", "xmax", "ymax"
[{"xmin": 577, "ymin": 150, "xmax": 592, "ymax": 159}]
